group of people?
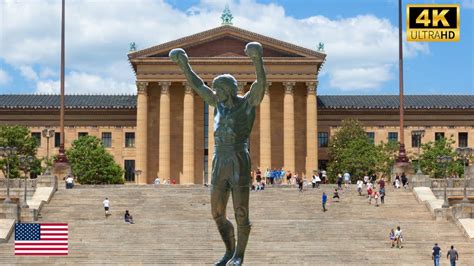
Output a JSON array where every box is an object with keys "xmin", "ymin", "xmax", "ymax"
[
  {"xmin": 154, "ymin": 177, "xmax": 177, "ymax": 185},
  {"xmin": 432, "ymin": 243, "xmax": 459, "ymax": 266},
  {"xmin": 389, "ymin": 226, "xmax": 404, "ymax": 248},
  {"xmin": 357, "ymin": 177, "xmax": 386, "ymax": 207},
  {"xmin": 393, "ymin": 172, "xmax": 408, "ymax": 189},
  {"xmin": 102, "ymin": 197, "xmax": 135, "ymax": 224}
]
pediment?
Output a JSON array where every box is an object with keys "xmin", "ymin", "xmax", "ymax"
[{"xmin": 128, "ymin": 25, "xmax": 325, "ymax": 60}]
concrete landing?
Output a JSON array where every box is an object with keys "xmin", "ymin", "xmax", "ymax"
[
  {"xmin": 458, "ymin": 219, "xmax": 474, "ymax": 239},
  {"xmin": 0, "ymin": 219, "xmax": 14, "ymax": 243}
]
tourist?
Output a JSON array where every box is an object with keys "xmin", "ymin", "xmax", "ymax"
[
  {"xmin": 367, "ymin": 185, "xmax": 373, "ymax": 204},
  {"xmin": 343, "ymin": 171, "xmax": 350, "ymax": 190},
  {"xmin": 322, "ymin": 192, "xmax": 327, "ymax": 212},
  {"xmin": 154, "ymin": 177, "xmax": 161, "ymax": 185},
  {"xmin": 432, "ymin": 243, "xmax": 441, "ymax": 266},
  {"xmin": 446, "ymin": 245, "xmax": 458, "ymax": 266},
  {"xmin": 256, "ymin": 168, "xmax": 262, "ymax": 184},
  {"xmin": 265, "ymin": 168, "xmax": 272, "ymax": 184},
  {"xmin": 297, "ymin": 174, "xmax": 303, "ymax": 192},
  {"xmin": 103, "ymin": 197, "xmax": 110, "ymax": 217},
  {"xmin": 332, "ymin": 188, "xmax": 340, "ymax": 201},
  {"xmin": 312, "ymin": 172, "xmax": 321, "ymax": 189},
  {"xmin": 380, "ymin": 188, "xmax": 385, "ymax": 204},
  {"xmin": 393, "ymin": 174, "xmax": 400, "ymax": 188},
  {"xmin": 356, "ymin": 179, "xmax": 363, "ymax": 196},
  {"xmin": 370, "ymin": 173, "xmax": 377, "ymax": 185},
  {"xmin": 65, "ymin": 175, "xmax": 74, "ymax": 189},
  {"xmin": 171, "ymin": 179, "xmax": 177, "ymax": 185},
  {"xmin": 395, "ymin": 178, "xmax": 401, "ymax": 189},
  {"xmin": 363, "ymin": 175, "xmax": 369, "ymax": 185},
  {"xmin": 394, "ymin": 226, "xmax": 403, "ymax": 248},
  {"xmin": 378, "ymin": 177, "xmax": 386, "ymax": 196},
  {"xmin": 124, "ymin": 210, "xmax": 134, "ymax": 224},
  {"xmin": 389, "ymin": 229, "xmax": 396, "ymax": 248},
  {"xmin": 321, "ymin": 170, "xmax": 327, "ymax": 184},
  {"xmin": 337, "ymin": 174, "xmax": 343, "ymax": 190},
  {"xmin": 401, "ymin": 172, "xmax": 408, "ymax": 189},
  {"xmin": 374, "ymin": 190, "xmax": 380, "ymax": 207}
]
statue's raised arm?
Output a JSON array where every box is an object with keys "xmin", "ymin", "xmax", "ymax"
[
  {"xmin": 169, "ymin": 48, "xmax": 218, "ymax": 106},
  {"xmin": 243, "ymin": 42, "xmax": 267, "ymax": 106}
]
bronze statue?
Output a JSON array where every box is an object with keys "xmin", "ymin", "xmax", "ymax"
[{"xmin": 170, "ymin": 42, "xmax": 266, "ymax": 265}]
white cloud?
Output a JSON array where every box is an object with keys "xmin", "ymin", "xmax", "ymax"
[
  {"xmin": 36, "ymin": 71, "xmax": 135, "ymax": 94},
  {"xmin": 19, "ymin": 65, "xmax": 39, "ymax": 81},
  {"xmin": 0, "ymin": 68, "xmax": 12, "ymax": 85},
  {"xmin": 0, "ymin": 0, "xmax": 430, "ymax": 93}
]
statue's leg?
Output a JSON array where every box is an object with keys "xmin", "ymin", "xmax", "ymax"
[
  {"xmin": 226, "ymin": 185, "xmax": 251, "ymax": 266},
  {"xmin": 211, "ymin": 185, "xmax": 235, "ymax": 266}
]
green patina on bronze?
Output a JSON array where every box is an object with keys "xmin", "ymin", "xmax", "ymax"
[{"xmin": 170, "ymin": 42, "xmax": 266, "ymax": 266}]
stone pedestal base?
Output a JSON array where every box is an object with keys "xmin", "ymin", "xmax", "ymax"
[
  {"xmin": 53, "ymin": 162, "xmax": 71, "ymax": 180},
  {"xmin": 392, "ymin": 162, "xmax": 414, "ymax": 178}
]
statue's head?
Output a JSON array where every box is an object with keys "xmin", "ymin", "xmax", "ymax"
[{"xmin": 212, "ymin": 74, "xmax": 237, "ymax": 102}]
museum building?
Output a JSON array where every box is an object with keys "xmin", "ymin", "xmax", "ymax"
[{"xmin": 1, "ymin": 25, "xmax": 473, "ymax": 184}]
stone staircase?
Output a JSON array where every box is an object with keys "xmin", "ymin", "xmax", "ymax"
[{"xmin": 1, "ymin": 184, "xmax": 473, "ymax": 265}]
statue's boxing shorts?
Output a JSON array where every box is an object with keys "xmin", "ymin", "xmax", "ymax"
[{"xmin": 211, "ymin": 143, "xmax": 251, "ymax": 190}]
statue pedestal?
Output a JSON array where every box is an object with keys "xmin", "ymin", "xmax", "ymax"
[
  {"xmin": 53, "ymin": 162, "xmax": 71, "ymax": 181},
  {"xmin": 392, "ymin": 161, "xmax": 414, "ymax": 183}
]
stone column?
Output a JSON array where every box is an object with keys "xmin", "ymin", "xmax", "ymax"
[
  {"xmin": 283, "ymin": 81, "xmax": 296, "ymax": 173},
  {"xmin": 136, "ymin": 81, "xmax": 148, "ymax": 184},
  {"xmin": 158, "ymin": 81, "xmax": 171, "ymax": 181},
  {"xmin": 237, "ymin": 81, "xmax": 246, "ymax": 96},
  {"xmin": 259, "ymin": 83, "xmax": 272, "ymax": 172},
  {"xmin": 306, "ymin": 81, "xmax": 318, "ymax": 177},
  {"xmin": 182, "ymin": 82, "xmax": 195, "ymax": 184}
]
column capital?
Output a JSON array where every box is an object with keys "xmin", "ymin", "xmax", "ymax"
[
  {"xmin": 182, "ymin": 82, "xmax": 194, "ymax": 95},
  {"xmin": 159, "ymin": 81, "xmax": 171, "ymax": 94},
  {"xmin": 136, "ymin": 81, "xmax": 148, "ymax": 94},
  {"xmin": 305, "ymin": 80, "xmax": 318, "ymax": 95},
  {"xmin": 283, "ymin": 81, "xmax": 296, "ymax": 94},
  {"xmin": 237, "ymin": 81, "xmax": 246, "ymax": 95}
]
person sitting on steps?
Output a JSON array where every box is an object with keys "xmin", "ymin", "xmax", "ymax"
[{"xmin": 124, "ymin": 210, "xmax": 135, "ymax": 224}]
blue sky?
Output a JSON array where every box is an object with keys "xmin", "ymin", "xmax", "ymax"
[{"xmin": 0, "ymin": 0, "xmax": 472, "ymax": 95}]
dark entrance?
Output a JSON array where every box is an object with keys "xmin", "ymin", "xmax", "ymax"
[{"xmin": 124, "ymin": 160, "xmax": 135, "ymax": 182}]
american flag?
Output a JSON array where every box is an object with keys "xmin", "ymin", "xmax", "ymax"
[{"xmin": 15, "ymin": 223, "xmax": 68, "ymax": 256}]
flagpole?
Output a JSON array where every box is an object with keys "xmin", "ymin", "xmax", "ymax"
[
  {"xmin": 397, "ymin": 0, "xmax": 408, "ymax": 163},
  {"xmin": 57, "ymin": 0, "xmax": 67, "ymax": 163}
]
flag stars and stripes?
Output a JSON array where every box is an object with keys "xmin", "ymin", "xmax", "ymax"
[{"xmin": 15, "ymin": 223, "xmax": 68, "ymax": 256}]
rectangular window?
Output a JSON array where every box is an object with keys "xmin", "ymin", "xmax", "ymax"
[
  {"xmin": 31, "ymin": 132, "xmax": 41, "ymax": 146},
  {"xmin": 78, "ymin": 132, "xmax": 88, "ymax": 138},
  {"xmin": 55, "ymin": 132, "xmax": 61, "ymax": 148},
  {"xmin": 435, "ymin": 132, "xmax": 445, "ymax": 141},
  {"xmin": 102, "ymin": 132, "xmax": 112, "ymax": 148},
  {"xmin": 318, "ymin": 132, "xmax": 329, "ymax": 148},
  {"xmin": 458, "ymin": 132, "xmax": 468, "ymax": 147},
  {"xmin": 412, "ymin": 134, "xmax": 421, "ymax": 148},
  {"xmin": 388, "ymin": 132, "xmax": 398, "ymax": 143},
  {"xmin": 125, "ymin": 132, "xmax": 135, "ymax": 148},
  {"xmin": 366, "ymin": 132, "xmax": 375, "ymax": 144}
]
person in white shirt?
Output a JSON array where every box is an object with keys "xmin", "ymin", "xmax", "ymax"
[
  {"xmin": 343, "ymin": 172, "xmax": 351, "ymax": 189},
  {"xmin": 154, "ymin": 177, "xmax": 161, "ymax": 185},
  {"xmin": 357, "ymin": 179, "xmax": 363, "ymax": 196},
  {"xmin": 363, "ymin": 175, "xmax": 369, "ymax": 185},
  {"xmin": 394, "ymin": 226, "xmax": 403, "ymax": 248},
  {"xmin": 312, "ymin": 173, "xmax": 321, "ymax": 189},
  {"xmin": 65, "ymin": 175, "xmax": 74, "ymax": 189},
  {"xmin": 103, "ymin": 197, "xmax": 110, "ymax": 216}
]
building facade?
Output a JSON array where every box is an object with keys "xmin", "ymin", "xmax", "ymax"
[{"xmin": 1, "ymin": 26, "xmax": 473, "ymax": 184}]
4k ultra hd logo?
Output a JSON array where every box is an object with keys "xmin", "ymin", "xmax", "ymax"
[{"xmin": 407, "ymin": 4, "xmax": 460, "ymax": 42}]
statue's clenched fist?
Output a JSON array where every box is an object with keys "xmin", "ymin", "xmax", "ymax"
[
  {"xmin": 245, "ymin": 42, "xmax": 263, "ymax": 60},
  {"xmin": 169, "ymin": 48, "xmax": 188, "ymax": 65}
]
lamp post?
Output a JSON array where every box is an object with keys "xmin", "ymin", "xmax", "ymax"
[
  {"xmin": 412, "ymin": 129, "xmax": 425, "ymax": 174},
  {"xmin": 19, "ymin": 155, "xmax": 34, "ymax": 208},
  {"xmin": 0, "ymin": 146, "xmax": 18, "ymax": 204},
  {"xmin": 456, "ymin": 147, "xmax": 472, "ymax": 203},
  {"xmin": 437, "ymin": 155, "xmax": 453, "ymax": 208},
  {"xmin": 134, "ymin": 170, "xmax": 142, "ymax": 184},
  {"xmin": 42, "ymin": 128, "xmax": 55, "ymax": 175}
]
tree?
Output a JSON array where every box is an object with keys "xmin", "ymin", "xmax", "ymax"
[
  {"xmin": 415, "ymin": 137, "xmax": 463, "ymax": 178},
  {"xmin": 375, "ymin": 141, "xmax": 399, "ymax": 179},
  {"xmin": 66, "ymin": 135, "xmax": 124, "ymax": 184},
  {"xmin": 0, "ymin": 125, "xmax": 41, "ymax": 178},
  {"xmin": 327, "ymin": 119, "xmax": 378, "ymax": 182}
]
